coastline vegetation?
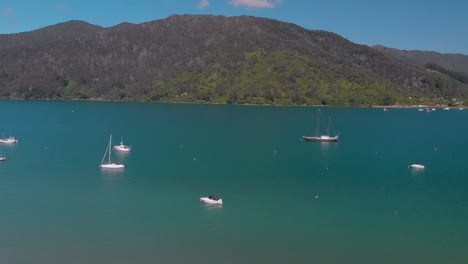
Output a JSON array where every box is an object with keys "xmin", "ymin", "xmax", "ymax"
[{"xmin": 4, "ymin": 49, "xmax": 464, "ymax": 107}]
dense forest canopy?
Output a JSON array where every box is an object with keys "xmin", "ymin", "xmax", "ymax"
[{"xmin": 1, "ymin": 15, "xmax": 467, "ymax": 106}]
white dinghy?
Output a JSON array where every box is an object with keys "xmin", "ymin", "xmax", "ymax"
[
  {"xmin": 200, "ymin": 195, "xmax": 223, "ymax": 205},
  {"xmin": 409, "ymin": 164, "xmax": 425, "ymax": 170}
]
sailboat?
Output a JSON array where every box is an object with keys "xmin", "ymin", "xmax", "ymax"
[
  {"xmin": 100, "ymin": 135, "xmax": 124, "ymax": 169},
  {"xmin": 302, "ymin": 111, "xmax": 339, "ymax": 142}
]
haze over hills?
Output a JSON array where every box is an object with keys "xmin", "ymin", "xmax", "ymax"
[
  {"xmin": 0, "ymin": 15, "xmax": 467, "ymax": 106},
  {"xmin": 373, "ymin": 45, "xmax": 468, "ymax": 76}
]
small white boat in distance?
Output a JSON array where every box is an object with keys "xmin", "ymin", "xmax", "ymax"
[
  {"xmin": 303, "ymin": 135, "xmax": 339, "ymax": 142},
  {"xmin": 200, "ymin": 195, "xmax": 223, "ymax": 205},
  {"xmin": 0, "ymin": 155, "xmax": 6, "ymax": 161},
  {"xmin": 114, "ymin": 140, "xmax": 132, "ymax": 152},
  {"xmin": 443, "ymin": 107, "xmax": 450, "ymax": 110},
  {"xmin": 418, "ymin": 108, "xmax": 424, "ymax": 112},
  {"xmin": 409, "ymin": 164, "xmax": 425, "ymax": 170},
  {"xmin": 100, "ymin": 135, "xmax": 124, "ymax": 169},
  {"xmin": 0, "ymin": 136, "xmax": 18, "ymax": 144}
]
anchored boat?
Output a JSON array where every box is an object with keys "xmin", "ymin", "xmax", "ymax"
[
  {"xmin": 0, "ymin": 136, "xmax": 18, "ymax": 144},
  {"xmin": 303, "ymin": 110, "xmax": 339, "ymax": 142},
  {"xmin": 100, "ymin": 135, "xmax": 124, "ymax": 169},
  {"xmin": 114, "ymin": 140, "xmax": 132, "ymax": 152},
  {"xmin": 200, "ymin": 195, "xmax": 223, "ymax": 205},
  {"xmin": 409, "ymin": 164, "xmax": 425, "ymax": 170}
]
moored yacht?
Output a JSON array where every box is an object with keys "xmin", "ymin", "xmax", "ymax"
[
  {"xmin": 100, "ymin": 135, "xmax": 124, "ymax": 169},
  {"xmin": 303, "ymin": 110, "xmax": 339, "ymax": 142},
  {"xmin": 0, "ymin": 136, "xmax": 18, "ymax": 144},
  {"xmin": 114, "ymin": 140, "xmax": 132, "ymax": 152}
]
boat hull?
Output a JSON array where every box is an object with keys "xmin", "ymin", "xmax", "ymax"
[
  {"xmin": 100, "ymin": 163, "xmax": 125, "ymax": 169},
  {"xmin": 200, "ymin": 197, "xmax": 223, "ymax": 205},
  {"xmin": 302, "ymin": 136, "xmax": 339, "ymax": 142},
  {"xmin": 113, "ymin": 146, "xmax": 131, "ymax": 152},
  {"xmin": 409, "ymin": 164, "xmax": 425, "ymax": 170},
  {"xmin": 0, "ymin": 138, "xmax": 18, "ymax": 144}
]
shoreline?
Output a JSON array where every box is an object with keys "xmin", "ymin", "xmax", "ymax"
[{"xmin": 0, "ymin": 98, "xmax": 464, "ymax": 109}]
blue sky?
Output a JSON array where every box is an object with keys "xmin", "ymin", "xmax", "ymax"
[{"xmin": 1, "ymin": 0, "xmax": 467, "ymax": 54}]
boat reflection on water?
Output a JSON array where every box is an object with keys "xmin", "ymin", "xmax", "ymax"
[
  {"xmin": 101, "ymin": 169, "xmax": 126, "ymax": 189},
  {"xmin": 200, "ymin": 198, "xmax": 224, "ymax": 232}
]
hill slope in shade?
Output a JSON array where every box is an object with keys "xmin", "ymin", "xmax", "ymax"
[
  {"xmin": 0, "ymin": 15, "xmax": 467, "ymax": 106},
  {"xmin": 373, "ymin": 45, "xmax": 468, "ymax": 76}
]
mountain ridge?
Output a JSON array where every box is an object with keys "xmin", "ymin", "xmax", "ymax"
[
  {"xmin": 0, "ymin": 15, "xmax": 467, "ymax": 106},
  {"xmin": 372, "ymin": 45, "xmax": 468, "ymax": 76}
]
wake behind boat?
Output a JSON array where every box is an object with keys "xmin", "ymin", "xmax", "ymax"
[
  {"xmin": 100, "ymin": 135, "xmax": 124, "ymax": 169},
  {"xmin": 200, "ymin": 195, "xmax": 223, "ymax": 205},
  {"xmin": 114, "ymin": 140, "xmax": 132, "ymax": 152},
  {"xmin": 303, "ymin": 111, "xmax": 339, "ymax": 142},
  {"xmin": 0, "ymin": 136, "xmax": 18, "ymax": 144}
]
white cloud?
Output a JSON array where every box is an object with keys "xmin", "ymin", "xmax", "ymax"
[
  {"xmin": 198, "ymin": 0, "xmax": 210, "ymax": 8},
  {"xmin": 3, "ymin": 7, "xmax": 14, "ymax": 15},
  {"xmin": 229, "ymin": 0, "xmax": 282, "ymax": 8}
]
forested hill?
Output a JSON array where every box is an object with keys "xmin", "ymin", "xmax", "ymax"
[
  {"xmin": 1, "ymin": 15, "xmax": 467, "ymax": 106},
  {"xmin": 373, "ymin": 45, "xmax": 468, "ymax": 76}
]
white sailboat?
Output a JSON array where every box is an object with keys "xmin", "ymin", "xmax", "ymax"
[
  {"xmin": 100, "ymin": 135, "xmax": 124, "ymax": 169},
  {"xmin": 303, "ymin": 111, "xmax": 339, "ymax": 142}
]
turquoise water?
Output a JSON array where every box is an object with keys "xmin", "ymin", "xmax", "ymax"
[{"xmin": 0, "ymin": 101, "xmax": 467, "ymax": 264}]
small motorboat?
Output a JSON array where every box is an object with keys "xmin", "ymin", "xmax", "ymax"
[
  {"xmin": 443, "ymin": 107, "xmax": 450, "ymax": 110},
  {"xmin": 113, "ymin": 140, "xmax": 132, "ymax": 152},
  {"xmin": 0, "ymin": 136, "xmax": 18, "ymax": 144},
  {"xmin": 409, "ymin": 164, "xmax": 425, "ymax": 170},
  {"xmin": 0, "ymin": 155, "xmax": 6, "ymax": 161},
  {"xmin": 418, "ymin": 108, "xmax": 424, "ymax": 112},
  {"xmin": 200, "ymin": 195, "xmax": 223, "ymax": 205}
]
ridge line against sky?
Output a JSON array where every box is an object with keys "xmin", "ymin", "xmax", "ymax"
[{"xmin": 1, "ymin": 0, "xmax": 467, "ymax": 55}]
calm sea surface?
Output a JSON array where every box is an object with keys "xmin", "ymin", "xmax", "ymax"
[{"xmin": 0, "ymin": 101, "xmax": 467, "ymax": 264}]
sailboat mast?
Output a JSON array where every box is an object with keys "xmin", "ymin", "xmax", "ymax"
[
  {"xmin": 101, "ymin": 137, "xmax": 109, "ymax": 165},
  {"xmin": 109, "ymin": 135, "xmax": 112, "ymax": 163}
]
